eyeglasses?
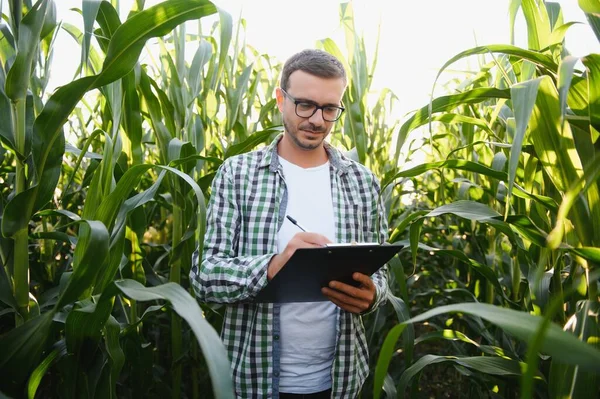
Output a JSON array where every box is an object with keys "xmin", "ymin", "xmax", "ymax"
[{"xmin": 281, "ymin": 89, "xmax": 345, "ymax": 122}]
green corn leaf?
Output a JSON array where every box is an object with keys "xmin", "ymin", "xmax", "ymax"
[
  {"xmin": 0, "ymin": 312, "xmax": 54, "ymax": 394},
  {"xmin": 382, "ymin": 160, "xmax": 507, "ymax": 193},
  {"xmin": 104, "ymin": 315, "xmax": 125, "ymax": 399},
  {"xmin": 509, "ymin": 0, "xmax": 522, "ymax": 44},
  {"xmin": 0, "ymin": 87, "xmax": 15, "ymax": 153},
  {"xmin": 60, "ymin": 23, "xmax": 104, "ymax": 74},
  {"xmin": 318, "ymin": 38, "xmax": 368, "ymax": 164},
  {"xmin": 508, "ymin": 78, "xmax": 543, "ymax": 205},
  {"xmin": 159, "ymin": 43, "xmax": 185, "ymax": 129},
  {"xmin": 419, "ymin": 243, "xmax": 515, "ymax": 304},
  {"xmin": 122, "ymin": 69, "xmax": 143, "ymax": 165},
  {"xmin": 582, "ymin": 54, "xmax": 600, "ymax": 137},
  {"xmin": 434, "ymin": 44, "xmax": 557, "ymax": 90},
  {"xmin": 528, "ymin": 76, "xmax": 593, "ymax": 246},
  {"xmin": 0, "ymin": 22, "xmax": 16, "ymax": 63},
  {"xmin": 570, "ymin": 246, "xmax": 600, "ymax": 263},
  {"xmin": 398, "ymin": 355, "xmax": 529, "ymax": 397},
  {"xmin": 373, "ymin": 315, "xmax": 405, "ymax": 399},
  {"xmin": 168, "ymin": 154, "xmax": 223, "ymax": 169},
  {"xmin": 387, "ymin": 294, "xmax": 414, "ymax": 368},
  {"xmin": 513, "ymin": 183, "xmax": 559, "ymax": 213},
  {"xmin": 96, "ymin": 0, "xmax": 217, "ymax": 87},
  {"xmin": 225, "ymin": 64, "xmax": 253, "ymax": 137},
  {"xmin": 224, "ymin": 126, "xmax": 282, "ymax": 159},
  {"xmin": 579, "ymin": 0, "xmax": 600, "ymax": 14},
  {"xmin": 94, "ymin": 164, "xmax": 202, "ymax": 230},
  {"xmin": 149, "ymin": 74, "xmax": 177, "ymax": 136},
  {"xmin": 0, "ymin": 261, "xmax": 18, "ymax": 311},
  {"xmin": 414, "ymin": 329, "xmax": 504, "ymax": 357},
  {"xmin": 139, "ymin": 69, "xmax": 170, "ymax": 161},
  {"xmin": 389, "ymin": 210, "xmax": 430, "ymax": 242},
  {"xmin": 382, "ymin": 374, "xmax": 396, "ymax": 399},
  {"xmin": 585, "ymin": 11, "xmax": 600, "ymax": 42},
  {"xmin": 343, "ymin": 94, "xmax": 367, "ymax": 164},
  {"xmin": 549, "ymin": 300, "xmax": 600, "ymax": 398},
  {"xmin": 427, "ymin": 200, "xmax": 501, "ymax": 220},
  {"xmin": 212, "ymin": 8, "xmax": 232, "ymax": 91},
  {"xmin": 31, "ymin": 231, "xmax": 76, "ymax": 245},
  {"xmin": 65, "ymin": 299, "xmax": 110, "ymax": 354},
  {"xmin": 5, "ymin": 0, "xmax": 50, "ymax": 101},
  {"xmin": 95, "ymin": 0, "xmax": 121, "ymax": 43},
  {"xmin": 39, "ymin": 0, "xmax": 56, "ymax": 41},
  {"xmin": 93, "ymin": 226, "xmax": 127, "ymax": 295},
  {"xmin": 168, "ymin": 138, "xmax": 196, "ymax": 165},
  {"xmin": 114, "ymin": 279, "xmax": 235, "ymax": 399},
  {"xmin": 547, "ymin": 154, "xmax": 600, "ymax": 248},
  {"xmin": 395, "ymin": 88, "xmax": 511, "ymax": 165},
  {"xmin": 27, "ymin": 343, "xmax": 64, "ymax": 399},
  {"xmin": 409, "ymin": 218, "xmax": 423, "ymax": 279},
  {"xmin": 319, "ymin": 38, "xmax": 351, "ymax": 81},
  {"xmin": 529, "ymin": 78, "xmax": 583, "ymax": 192},
  {"xmin": 54, "ymin": 219, "xmax": 109, "ymax": 309},
  {"xmin": 1, "ymin": 0, "xmax": 217, "ymax": 238},
  {"xmin": 431, "ymin": 113, "xmax": 495, "ymax": 136},
  {"xmin": 558, "ymin": 56, "xmax": 579, "ymax": 127},
  {"xmin": 81, "ymin": 0, "xmax": 102, "ymax": 74},
  {"xmin": 64, "ymin": 142, "xmax": 102, "ymax": 159},
  {"xmin": 548, "ymin": 22, "xmax": 580, "ymax": 47},
  {"xmin": 92, "ymin": 163, "xmax": 205, "ymax": 293},
  {"xmin": 188, "ymin": 39, "xmax": 212, "ymax": 98},
  {"xmin": 374, "ymin": 303, "xmax": 600, "ymax": 398},
  {"xmin": 521, "ymin": 0, "xmax": 552, "ymax": 51},
  {"xmin": 546, "ymin": 1, "xmax": 564, "ymax": 30},
  {"xmin": 502, "ymin": 215, "xmax": 548, "ymax": 247},
  {"xmin": 61, "ymin": 129, "xmax": 104, "ymax": 202}
]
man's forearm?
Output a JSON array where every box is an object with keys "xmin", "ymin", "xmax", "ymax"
[{"xmin": 190, "ymin": 251, "xmax": 275, "ymax": 303}]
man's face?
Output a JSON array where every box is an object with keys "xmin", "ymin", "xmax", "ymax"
[{"xmin": 276, "ymin": 70, "xmax": 346, "ymax": 151}]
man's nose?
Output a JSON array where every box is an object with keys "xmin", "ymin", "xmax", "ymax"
[{"xmin": 308, "ymin": 108, "xmax": 325, "ymax": 124}]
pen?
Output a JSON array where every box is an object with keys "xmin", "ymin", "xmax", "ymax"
[{"xmin": 286, "ymin": 215, "xmax": 308, "ymax": 232}]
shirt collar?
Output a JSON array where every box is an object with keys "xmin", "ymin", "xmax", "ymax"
[{"xmin": 259, "ymin": 133, "xmax": 352, "ymax": 174}]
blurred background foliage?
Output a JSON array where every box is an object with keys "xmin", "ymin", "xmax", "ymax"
[{"xmin": 0, "ymin": 0, "xmax": 599, "ymax": 398}]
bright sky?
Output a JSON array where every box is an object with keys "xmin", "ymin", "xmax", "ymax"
[{"xmin": 2, "ymin": 0, "xmax": 599, "ymax": 126}]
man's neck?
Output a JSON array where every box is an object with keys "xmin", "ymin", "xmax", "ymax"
[{"xmin": 277, "ymin": 135, "xmax": 329, "ymax": 168}]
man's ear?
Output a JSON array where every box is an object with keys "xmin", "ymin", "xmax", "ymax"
[{"xmin": 275, "ymin": 88, "xmax": 284, "ymax": 112}]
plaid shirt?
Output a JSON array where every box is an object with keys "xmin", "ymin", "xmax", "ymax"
[{"xmin": 190, "ymin": 135, "xmax": 389, "ymax": 398}]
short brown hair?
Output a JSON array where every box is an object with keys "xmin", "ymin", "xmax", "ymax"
[{"xmin": 280, "ymin": 49, "xmax": 347, "ymax": 91}]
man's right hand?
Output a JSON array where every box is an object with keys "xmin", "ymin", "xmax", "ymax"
[{"xmin": 267, "ymin": 232, "xmax": 331, "ymax": 280}]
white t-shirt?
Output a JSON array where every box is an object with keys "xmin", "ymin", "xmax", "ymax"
[{"xmin": 277, "ymin": 156, "xmax": 338, "ymax": 394}]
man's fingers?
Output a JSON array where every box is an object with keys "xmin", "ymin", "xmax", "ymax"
[
  {"xmin": 328, "ymin": 281, "xmax": 372, "ymax": 302},
  {"xmin": 352, "ymin": 272, "xmax": 375, "ymax": 288},
  {"xmin": 295, "ymin": 232, "xmax": 331, "ymax": 246},
  {"xmin": 322, "ymin": 291, "xmax": 363, "ymax": 314},
  {"xmin": 322, "ymin": 287, "xmax": 370, "ymax": 311}
]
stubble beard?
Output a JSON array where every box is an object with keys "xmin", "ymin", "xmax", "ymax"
[{"xmin": 283, "ymin": 119, "xmax": 328, "ymax": 151}]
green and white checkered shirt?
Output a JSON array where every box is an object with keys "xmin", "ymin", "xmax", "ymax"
[{"xmin": 190, "ymin": 134, "xmax": 389, "ymax": 398}]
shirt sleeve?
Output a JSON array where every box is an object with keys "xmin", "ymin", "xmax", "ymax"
[
  {"xmin": 363, "ymin": 174, "xmax": 390, "ymax": 314},
  {"xmin": 189, "ymin": 160, "xmax": 275, "ymax": 303}
]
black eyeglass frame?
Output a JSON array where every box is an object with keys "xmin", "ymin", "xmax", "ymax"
[{"xmin": 280, "ymin": 89, "xmax": 345, "ymax": 122}]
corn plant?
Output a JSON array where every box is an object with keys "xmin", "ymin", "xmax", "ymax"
[
  {"xmin": 0, "ymin": 1, "xmax": 238, "ymax": 398},
  {"xmin": 372, "ymin": 1, "xmax": 600, "ymax": 397}
]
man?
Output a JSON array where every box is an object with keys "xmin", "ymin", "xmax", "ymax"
[{"xmin": 190, "ymin": 49, "xmax": 389, "ymax": 398}]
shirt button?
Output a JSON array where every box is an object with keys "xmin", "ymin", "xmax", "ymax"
[
  {"xmin": 273, "ymin": 334, "xmax": 279, "ymax": 340},
  {"xmin": 274, "ymin": 371, "xmax": 280, "ymax": 377}
]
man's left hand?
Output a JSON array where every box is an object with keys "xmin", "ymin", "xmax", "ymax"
[{"xmin": 321, "ymin": 272, "xmax": 376, "ymax": 314}]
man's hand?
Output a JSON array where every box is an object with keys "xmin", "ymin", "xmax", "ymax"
[
  {"xmin": 267, "ymin": 232, "xmax": 330, "ymax": 280},
  {"xmin": 321, "ymin": 272, "xmax": 376, "ymax": 314}
]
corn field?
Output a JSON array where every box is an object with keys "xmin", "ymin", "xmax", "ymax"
[{"xmin": 0, "ymin": 0, "xmax": 599, "ymax": 398}]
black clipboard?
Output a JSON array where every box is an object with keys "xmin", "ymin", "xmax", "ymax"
[{"xmin": 254, "ymin": 243, "xmax": 404, "ymax": 303}]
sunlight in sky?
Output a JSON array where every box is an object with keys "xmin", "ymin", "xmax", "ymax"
[{"xmin": 3, "ymin": 0, "xmax": 599, "ymax": 139}]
